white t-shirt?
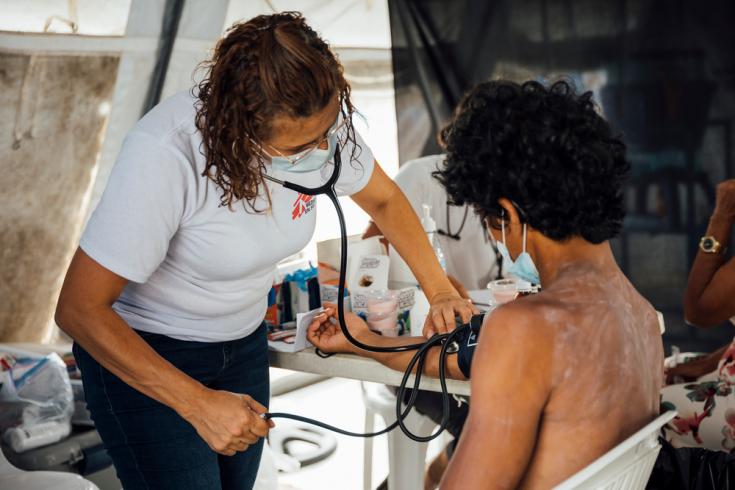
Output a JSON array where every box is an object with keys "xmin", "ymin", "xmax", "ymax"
[
  {"xmin": 80, "ymin": 91, "xmax": 374, "ymax": 342},
  {"xmin": 393, "ymin": 155, "xmax": 498, "ymax": 290}
]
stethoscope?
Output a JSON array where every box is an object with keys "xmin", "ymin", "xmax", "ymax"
[
  {"xmin": 262, "ymin": 144, "xmax": 472, "ymax": 441},
  {"xmin": 437, "ymin": 203, "xmax": 469, "ymax": 241},
  {"xmin": 262, "ymin": 143, "xmax": 426, "ymax": 354},
  {"xmin": 437, "ymin": 200, "xmax": 504, "ymax": 281}
]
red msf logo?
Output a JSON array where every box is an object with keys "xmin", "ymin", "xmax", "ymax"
[{"xmin": 292, "ymin": 193, "xmax": 315, "ymax": 220}]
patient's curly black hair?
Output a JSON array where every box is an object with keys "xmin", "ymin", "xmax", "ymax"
[{"xmin": 435, "ymin": 80, "xmax": 630, "ymax": 244}]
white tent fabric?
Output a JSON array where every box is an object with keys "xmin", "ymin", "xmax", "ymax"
[{"xmin": 0, "ymin": 0, "xmax": 396, "ymax": 341}]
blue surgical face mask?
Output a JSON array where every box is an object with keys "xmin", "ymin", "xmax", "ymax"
[
  {"xmin": 495, "ymin": 216, "xmax": 541, "ymax": 285},
  {"xmin": 267, "ymin": 119, "xmax": 341, "ymax": 174}
]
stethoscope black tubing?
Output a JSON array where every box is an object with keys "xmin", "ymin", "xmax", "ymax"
[
  {"xmin": 263, "ymin": 144, "xmax": 466, "ymax": 442},
  {"xmin": 266, "ymin": 144, "xmax": 427, "ymax": 353}
]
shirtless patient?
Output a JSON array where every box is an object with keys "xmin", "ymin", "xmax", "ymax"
[{"xmin": 307, "ymin": 80, "xmax": 664, "ymax": 489}]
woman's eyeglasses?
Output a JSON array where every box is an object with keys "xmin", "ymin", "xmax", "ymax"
[{"xmin": 255, "ymin": 115, "xmax": 350, "ymax": 165}]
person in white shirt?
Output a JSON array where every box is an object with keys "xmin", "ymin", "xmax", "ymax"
[
  {"xmin": 364, "ymin": 154, "xmax": 501, "ymax": 295},
  {"xmin": 55, "ymin": 13, "xmax": 473, "ymax": 490}
]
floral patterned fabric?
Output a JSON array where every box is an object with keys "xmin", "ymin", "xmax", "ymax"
[{"xmin": 661, "ymin": 339, "xmax": 735, "ymax": 452}]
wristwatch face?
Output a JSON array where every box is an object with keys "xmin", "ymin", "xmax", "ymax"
[{"xmin": 700, "ymin": 236, "xmax": 722, "ymax": 253}]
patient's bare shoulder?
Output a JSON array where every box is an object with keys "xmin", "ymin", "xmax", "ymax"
[
  {"xmin": 473, "ymin": 293, "xmax": 583, "ymax": 391},
  {"xmin": 473, "ymin": 297, "xmax": 559, "ymax": 379},
  {"xmin": 485, "ymin": 295, "xmax": 559, "ymax": 336},
  {"xmin": 492, "ymin": 292, "xmax": 574, "ymax": 333}
]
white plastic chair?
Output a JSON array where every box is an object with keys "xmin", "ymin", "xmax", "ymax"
[
  {"xmin": 0, "ymin": 448, "xmax": 99, "ymax": 490},
  {"xmin": 361, "ymin": 382, "xmax": 437, "ymax": 490},
  {"xmin": 554, "ymin": 411, "xmax": 676, "ymax": 490}
]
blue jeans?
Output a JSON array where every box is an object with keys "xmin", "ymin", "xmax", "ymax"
[{"xmin": 73, "ymin": 323, "xmax": 270, "ymax": 490}]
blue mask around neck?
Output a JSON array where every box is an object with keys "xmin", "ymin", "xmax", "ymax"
[
  {"xmin": 496, "ymin": 218, "xmax": 541, "ymax": 285},
  {"xmin": 270, "ymin": 127, "xmax": 338, "ymax": 174}
]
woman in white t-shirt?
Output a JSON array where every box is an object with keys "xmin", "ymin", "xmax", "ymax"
[{"xmin": 55, "ymin": 13, "xmax": 472, "ymax": 490}]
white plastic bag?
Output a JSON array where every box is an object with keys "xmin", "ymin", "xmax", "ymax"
[{"xmin": 0, "ymin": 352, "xmax": 73, "ymax": 451}]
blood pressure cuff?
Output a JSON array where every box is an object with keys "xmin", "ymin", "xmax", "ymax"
[{"xmin": 455, "ymin": 313, "xmax": 486, "ymax": 378}]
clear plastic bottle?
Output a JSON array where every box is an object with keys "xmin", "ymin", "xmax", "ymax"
[{"xmin": 421, "ymin": 204, "xmax": 446, "ymax": 271}]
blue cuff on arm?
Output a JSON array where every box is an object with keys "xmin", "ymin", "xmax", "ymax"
[{"xmin": 456, "ymin": 314, "xmax": 486, "ymax": 379}]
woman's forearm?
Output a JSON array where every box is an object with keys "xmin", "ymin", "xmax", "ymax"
[
  {"xmin": 372, "ymin": 194, "xmax": 454, "ymax": 300},
  {"xmin": 684, "ymin": 213, "xmax": 734, "ymax": 326},
  {"xmin": 58, "ymin": 306, "xmax": 206, "ymax": 419},
  {"xmin": 352, "ymin": 164, "xmax": 456, "ymax": 301}
]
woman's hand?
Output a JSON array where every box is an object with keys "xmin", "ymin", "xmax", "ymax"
[
  {"xmin": 307, "ymin": 304, "xmax": 372, "ymax": 353},
  {"xmin": 184, "ymin": 389, "xmax": 273, "ymax": 456},
  {"xmin": 665, "ymin": 355, "xmax": 719, "ymax": 385},
  {"xmin": 424, "ymin": 291, "xmax": 477, "ymax": 338},
  {"xmin": 713, "ymin": 179, "xmax": 735, "ymax": 222}
]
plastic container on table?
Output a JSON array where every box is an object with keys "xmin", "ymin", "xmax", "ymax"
[{"xmin": 366, "ymin": 290, "xmax": 399, "ymax": 336}]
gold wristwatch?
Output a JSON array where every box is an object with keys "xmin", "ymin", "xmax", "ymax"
[{"xmin": 699, "ymin": 236, "xmax": 724, "ymax": 254}]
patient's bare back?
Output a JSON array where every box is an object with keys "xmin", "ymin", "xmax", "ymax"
[{"xmin": 520, "ymin": 265, "xmax": 663, "ymax": 487}]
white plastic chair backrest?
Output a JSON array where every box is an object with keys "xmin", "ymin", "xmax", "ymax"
[
  {"xmin": 0, "ymin": 447, "xmax": 100, "ymax": 490},
  {"xmin": 554, "ymin": 411, "xmax": 676, "ymax": 490}
]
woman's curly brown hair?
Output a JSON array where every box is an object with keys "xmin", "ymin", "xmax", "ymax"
[{"xmin": 194, "ymin": 12, "xmax": 356, "ymax": 209}]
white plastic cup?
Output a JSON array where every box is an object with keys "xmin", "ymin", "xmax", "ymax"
[
  {"xmin": 367, "ymin": 311, "xmax": 398, "ymax": 333},
  {"xmin": 366, "ymin": 290, "xmax": 398, "ymax": 334},
  {"xmin": 487, "ymin": 278, "xmax": 519, "ymax": 305},
  {"xmin": 366, "ymin": 290, "xmax": 398, "ymax": 315}
]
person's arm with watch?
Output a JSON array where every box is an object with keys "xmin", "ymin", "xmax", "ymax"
[{"xmin": 684, "ymin": 179, "xmax": 735, "ymax": 327}]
